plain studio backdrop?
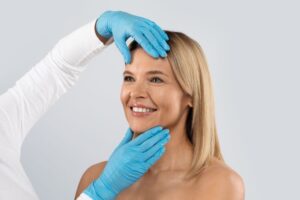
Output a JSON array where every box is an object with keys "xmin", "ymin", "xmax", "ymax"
[{"xmin": 0, "ymin": 0, "xmax": 299, "ymax": 199}]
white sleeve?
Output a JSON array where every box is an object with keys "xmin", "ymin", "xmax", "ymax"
[
  {"xmin": 0, "ymin": 19, "xmax": 113, "ymax": 158},
  {"xmin": 76, "ymin": 193, "xmax": 94, "ymax": 200}
]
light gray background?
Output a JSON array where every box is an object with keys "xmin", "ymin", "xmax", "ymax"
[{"xmin": 0, "ymin": 0, "xmax": 299, "ymax": 199}]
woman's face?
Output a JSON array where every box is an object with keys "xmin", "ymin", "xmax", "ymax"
[{"xmin": 120, "ymin": 48, "xmax": 192, "ymax": 135}]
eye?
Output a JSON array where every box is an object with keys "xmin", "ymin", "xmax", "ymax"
[
  {"xmin": 123, "ymin": 76, "xmax": 134, "ymax": 82},
  {"xmin": 150, "ymin": 77, "xmax": 163, "ymax": 83},
  {"xmin": 123, "ymin": 76, "xmax": 164, "ymax": 83}
]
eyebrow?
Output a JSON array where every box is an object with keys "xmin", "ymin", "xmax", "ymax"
[{"xmin": 123, "ymin": 70, "xmax": 169, "ymax": 77}]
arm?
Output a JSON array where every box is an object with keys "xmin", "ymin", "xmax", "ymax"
[{"xmin": 0, "ymin": 19, "xmax": 113, "ymax": 158}]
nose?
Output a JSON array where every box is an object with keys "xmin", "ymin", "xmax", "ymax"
[{"xmin": 129, "ymin": 82, "xmax": 148, "ymax": 99}]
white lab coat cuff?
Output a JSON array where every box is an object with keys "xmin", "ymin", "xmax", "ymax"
[
  {"xmin": 76, "ymin": 193, "xmax": 94, "ymax": 200},
  {"xmin": 54, "ymin": 18, "xmax": 113, "ymax": 67}
]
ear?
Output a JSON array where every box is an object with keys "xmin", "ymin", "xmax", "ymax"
[
  {"xmin": 184, "ymin": 93, "xmax": 193, "ymax": 108},
  {"xmin": 187, "ymin": 96, "xmax": 193, "ymax": 108}
]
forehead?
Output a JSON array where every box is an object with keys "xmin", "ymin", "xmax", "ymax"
[{"xmin": 124, "ymin": 48, "xmax": 172, "ymax": 75}]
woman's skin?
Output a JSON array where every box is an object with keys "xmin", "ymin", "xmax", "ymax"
[{"xmin": 75, "ymin": 48, "xmax": 245, "ymax": 200}]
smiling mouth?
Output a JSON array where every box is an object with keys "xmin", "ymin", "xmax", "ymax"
[{"xmin": 130, "ymin": 107, "xmax": 158, "ymax": 113}]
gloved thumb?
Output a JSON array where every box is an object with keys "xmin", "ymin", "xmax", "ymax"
[
  {"xmin": 115, "ymin": 38, "xmax": 131, "ymax": 64},
  {"xmin": 116, "ymin": 128, "xmax": 133, "ymax": 149}
]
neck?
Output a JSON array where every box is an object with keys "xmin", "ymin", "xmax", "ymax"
[
  {"xmin": 148, "ymin": 124, "xmax": 193, "ymax": 175},
  {"xmin": 133, "ymin": 110, "xmax": 194, "ymax": 175},
  {"xmin": 139, "ymin": 109, "xmax": 193, "ymax": 175}
]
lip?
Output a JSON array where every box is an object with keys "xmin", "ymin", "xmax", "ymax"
[{"xmin": 129, "ymin": 102, "xmax": 157, "ymax": 110}]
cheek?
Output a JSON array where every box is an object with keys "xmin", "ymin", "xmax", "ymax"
[
  {"xmin": 120, "ymin": 86, "xmax": 128, "ymax": 108},
  {"xmin": 158, "ymin": 91, "xmax": 185, "ymax": 123},
  {"xmin": 120, "ymin": 87, "xmax": 134, "ymax": 121}
]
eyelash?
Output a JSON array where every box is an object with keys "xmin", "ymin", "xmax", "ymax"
[{"xmin": 123, "ymin": 76, "xmax": 164, "ymax": 83}]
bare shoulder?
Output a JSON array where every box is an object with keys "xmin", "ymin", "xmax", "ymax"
[
  {"xmin": 74, "ymin": 161, "xmax": 108, "ymax": 199},
  {"xmin": 195, "ymin": 158, "xmax": 245, "ymax": 200}
]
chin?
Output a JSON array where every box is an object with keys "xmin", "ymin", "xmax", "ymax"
[
  {"xmin": 129, "ymin": 122, "xmax": 160, "ymax": 135},
  {"xmin": 130, "ymin": 125, "xmax": 150, "ymax": 135}
]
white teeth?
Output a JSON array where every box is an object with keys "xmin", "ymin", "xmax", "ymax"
[{"xmin": 132, "ymin": 107, "xmax": 155, "ymax": 113}]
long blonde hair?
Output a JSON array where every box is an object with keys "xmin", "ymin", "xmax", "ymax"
[{"xmin": 129, "ymin": 31, "xmax": 224, "ymax": 180}]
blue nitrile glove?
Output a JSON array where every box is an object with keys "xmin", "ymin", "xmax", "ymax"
[
  {"xmin": 83, "ymin": 126, "xmax": 170, "ymax": 200},
  {"xmin": 95, "ymin": 10, "xmax": 170, "ymax": 64}
]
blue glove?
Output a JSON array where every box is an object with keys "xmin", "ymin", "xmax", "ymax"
[
  {"xmin": 95, "ymin": 10, "xmax": 170, "ymax": 64},
  {"xmin": 83, "ymin": 126, "xmax": 170, "ymax": 200}
]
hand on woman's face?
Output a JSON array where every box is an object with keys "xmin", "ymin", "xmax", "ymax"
[{"xmin": 120, "ymin": 48, "xmax": 192, "ymax": 135}]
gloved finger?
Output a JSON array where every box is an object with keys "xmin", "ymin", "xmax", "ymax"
[
  {"xmin": 116, "ymin": 128, "xmax": 133, "ymax": 149},
  {"xmin": 132, "ymin": 31, "xmax": 159, "ymax": 58},
  {"xmin": 144, "ymin": 19, "xmax": 169, "ymax": 41},
  {"xmin": 148, "ymin": 27, "xmax": 170, "ymax": 51},
  {"xmin": 142, "ymin": 29, "xmax": 167, "ymax": 57},
  {"xmin": 141, "ymin": 134, "xmax": 170, "ymax": 161},
  {"xmin": 136, "ymin": 16, "xmax": 169, "ymax": 41},
  {"xmin": 130, "ymin": 126, "xmax": 163, "ymax": 146},
  {"xmin": 145, "ymin": 147, "xmax": 165, "ymax": 166},
  {"xmin": 114, "ymin": 37, "xmax": 131, "ymax": 64},
  {"xmin": 138, "ymin": 129, "xmax": 170, "ymax": 152}
]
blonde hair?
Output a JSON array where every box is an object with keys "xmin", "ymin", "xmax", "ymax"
[{"xmin": 128, "ymin": 31, "xmax": 224, "ymax": 180}]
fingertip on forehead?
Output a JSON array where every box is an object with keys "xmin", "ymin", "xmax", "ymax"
[{"xmin": 130, "ymin": 48, "xmax": 169, "ymax": 65}]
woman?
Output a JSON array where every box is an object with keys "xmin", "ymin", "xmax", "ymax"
[
  {"xmin": 0, "ymin": 10, "xmax": 170, "ymax": 200},
  {"xmin": 75, "ymin": 31, "xmax": 245, "ymax": 199}
]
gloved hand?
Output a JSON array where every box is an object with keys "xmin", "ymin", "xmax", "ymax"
[
  {"xmin": 82, "ymin": 126, "xmax": 170, "ymax": 200},
  {"xmin": 95, "ymin": 10, "xmax": 170, "ymax": 64}
]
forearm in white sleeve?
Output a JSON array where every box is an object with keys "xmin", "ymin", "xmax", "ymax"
[
  {"xmin": 0, "ymin": 19, "xmax": 112, "ymax": 156},
  {"xmin": 0, "ymin": 19, "xmax": 112, "ymax": 200}
]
